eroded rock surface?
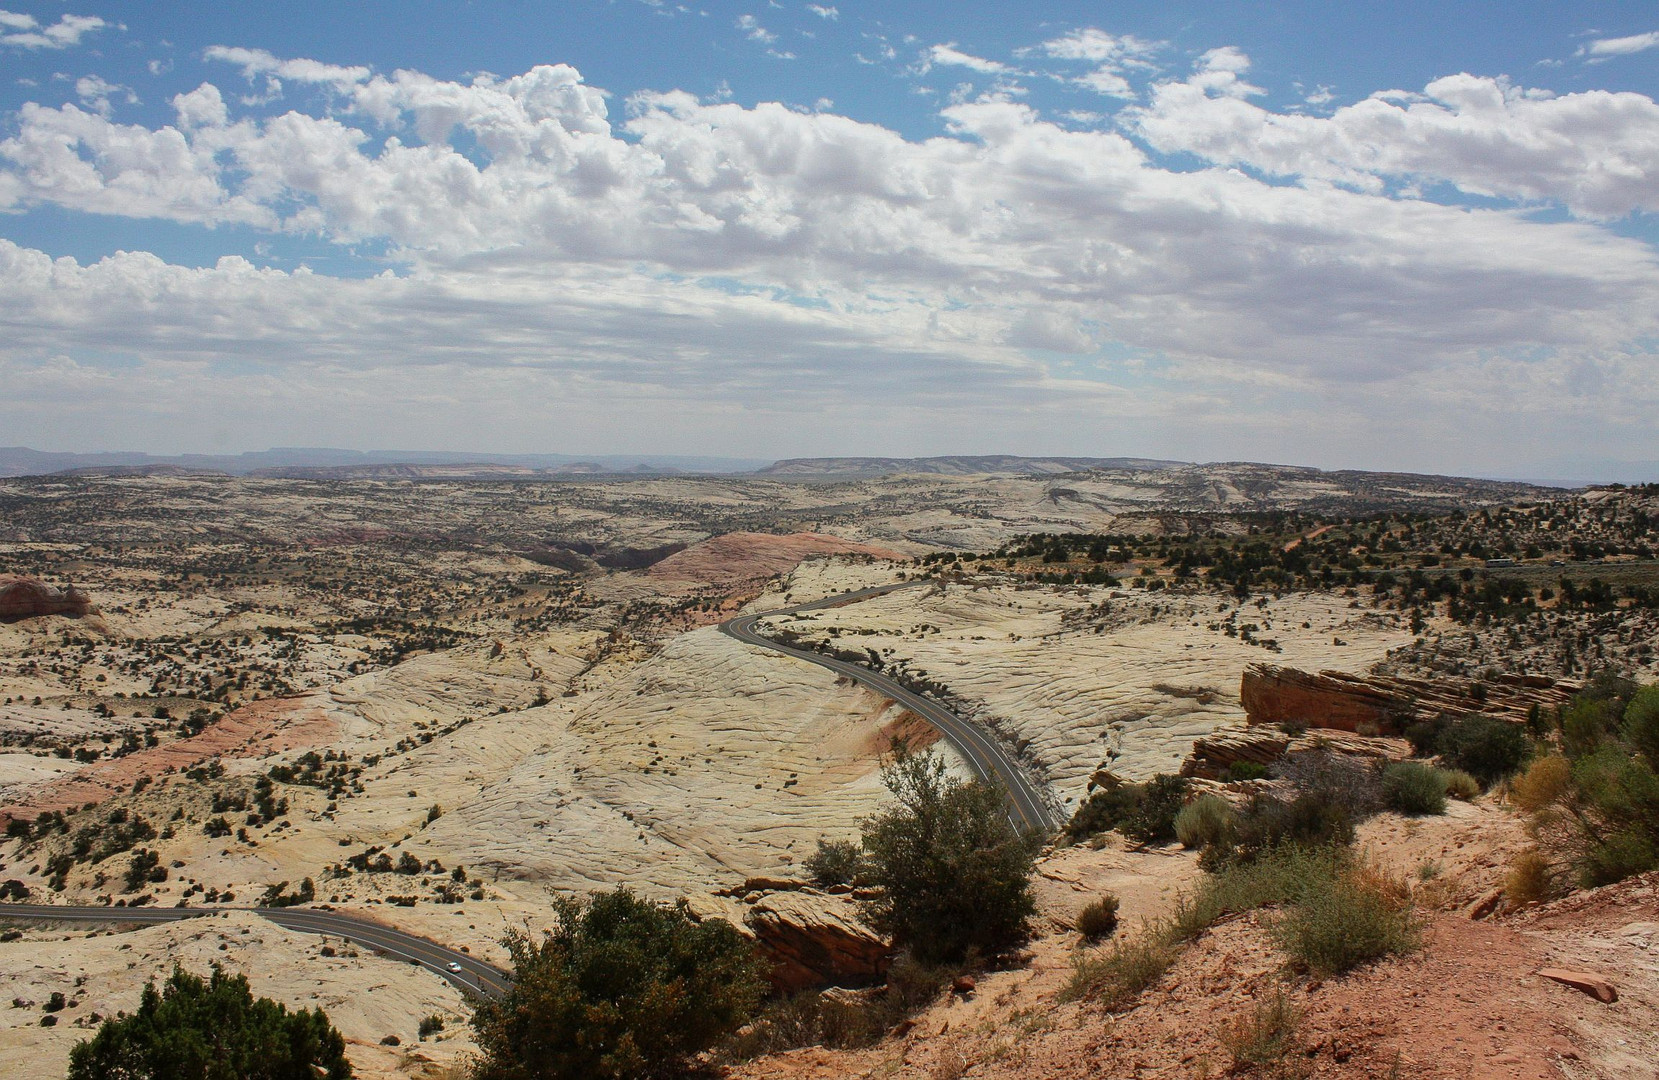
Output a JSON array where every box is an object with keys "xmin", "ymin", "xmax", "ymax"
[
  {"xmin": 1240, "ymin": 662, "xmax": 1578, "ymax": 734},
  {"xmin": 0, "ymin": 577, "xmax": 90, "ymax": 622}
]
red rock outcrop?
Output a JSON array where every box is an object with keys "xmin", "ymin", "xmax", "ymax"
[
  {"xmin": 1239, "ymin": 663, "xmax": 1578, "ymax": 735},
  {"xmin": 743, "ymin": 889, "xmax": 892, "ymax": 994},
  {"xmin": 0, "ymin": 576, "xmax": 91, "ymax": 622},
  {"xmin": 646, "ymin": 532, "xmax": 905, "ymax": 591}
]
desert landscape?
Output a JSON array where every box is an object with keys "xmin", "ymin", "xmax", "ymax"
[{"xmin": 0, "ymin": 460, "xmax": 1655, "ymax": 1078}]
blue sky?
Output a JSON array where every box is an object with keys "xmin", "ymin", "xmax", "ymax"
[{"xmin": 2, "ymin": 1, "xmax": 1658, "ymax": 478}]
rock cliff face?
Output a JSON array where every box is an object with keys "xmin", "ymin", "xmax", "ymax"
[
  {"xmin": 742, "ymin": 888, "xmax": 892, "ymax": 994},
  {"xmin": 0, "ymin": 577, "xmax": 90, "ymax": 622},
  {"xmin": 1239, "ymin": 663, "xmax": 1578, "ymax": 734}
]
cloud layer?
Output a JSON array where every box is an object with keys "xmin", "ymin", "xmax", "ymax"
[{"xmin": 0, "ymin": 38, "xmax": 1656, "ymax": 470}]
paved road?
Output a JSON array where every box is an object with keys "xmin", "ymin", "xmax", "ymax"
[
  {"xmin": 721, "ymin": 581, "xmax": 1059, "ymax": 833},
  {"xmin": 0, "ymin": 578, "xmax": 1056, "ymax": 1006},
  {"xmin": 0, "ymin": 903, "xmax": 511, "ymax": 998}
]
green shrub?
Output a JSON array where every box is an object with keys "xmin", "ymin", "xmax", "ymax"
[
  {"xmin": 1271, "ymin": 866, "xmax": 1419, "ymax": 976},
  {"xmin": 860, "ymin": 746, "xmax": 1039, "ymax": 964},
  {"xmin": 470, "ymin": 887, "xmax": 765, "ymax": 1080},
  {"xmin": 1120, "ymin": 775, "xmax": 1190, "ymax": 844},
  {"xmin": 1224, "ymin": 761, "xmax": 1269, "ymax": 782},
  {"xmin": 1623, "ymin": 686, "xmax": 1659, "ymax": 767},
  {"xmin": 1579, "ymin": 827, "xmax": 1658, "ymax": 888},
  {"xmin": 1435, "ymin": 715, "xmax": 1530, "ymax": 785},
  {"xmin": 1440, "ymin": 768, "xmax": 1481, "ymax": 800},
  {"xmin": 1200, "ymin": 791, "xmax": 1355, "ymax": 869},
  {"xmin": 1382, "ymin": 761, "xmax": 1448, "ymax": 816},
  {"xmin": 417, "ymin": 1014, "xmax": 444, "ymax": 1038},
  {"xmin": 67, "ymin": 965, "xmax": 351, "ymax": 1080},
  {"xmin": 803, "ymin": 838, "xmax": 864, "ymax": 887},
  {"xmin": 1075, "ymin": 895, "xmax": 1119, "ymax": 941},
  {"xmin": 1174, "ymin": 795, "xmax": 1234, "ymax": 849},
  {"xmin": 1065, "ymin": 774, "xmax": 1190, "ymax": 844}
]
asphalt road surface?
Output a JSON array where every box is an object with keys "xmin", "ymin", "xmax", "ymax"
[
  {"xmin": 0, "ymin": 902, "xmax": 511, "ymax": 998},
  {"xmin": 721, "ymin": 581, "xmax": 1059, "ymax": 833}
]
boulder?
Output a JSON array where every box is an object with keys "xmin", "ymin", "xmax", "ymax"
[
  {"xmin": 1538, "ymin": 968, "xmax": 1617, "ymax": 1003},
  {"xmin": 744, "ymin": 890, "xmax": 891, "ymax": 994},
  {"xmin": 0, "ymin": 577, "xmax": 91, "ymax": 622},
  {"xmin": 1240, "ymin": 663, "xmax": 1577, "ymax": 735}
]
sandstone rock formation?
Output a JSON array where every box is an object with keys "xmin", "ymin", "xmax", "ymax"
[
  {"xmin": 1178, "ymin": 729, "xmax": 1291, "ymax": 780},
  {"xmin": 1239, "ymin": 662, "xmax": 1578, "ymax": 734},
  {"xmin": 0, "ymin": 577, "xmax": 90, "ymax": 622},
  {"xmin": 742, "ymin": 889, "xmax": 892, "ymax": 994}
]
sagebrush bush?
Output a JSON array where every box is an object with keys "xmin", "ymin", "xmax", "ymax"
[
  {"xmin": 1382, "ymin": 761, "xmax": 1448, "ymax": 816},
  {"xmin": 1275, "ymin": 750, "xmax": 1384, "ymax": 820},
  {"xmin": 1440, "ymin": 768, "xmax": 1481, "ymax": 801},
  {"xmin": 1200, "ymin": 791, "xmax": 1355, "ymax": 869},
  {"xmin": 1170, "ymin": 845, "xmax": 1340, "ymax": 943},
  {"xmin": 1075, "ymin": 895, "xmax": 1119, "ymax": 941},
  {"xmin": 1174, "ymin": 795, "xmax": 1234, "ymax": 850},
  {"xmin": 1270, "ymin": 864, "xmax": 1419, "ymax": 976}
]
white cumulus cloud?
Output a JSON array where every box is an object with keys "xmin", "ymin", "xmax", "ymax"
[{"xmin": 0, "ymin": 10, "xmax": 105, "ymax": 49}]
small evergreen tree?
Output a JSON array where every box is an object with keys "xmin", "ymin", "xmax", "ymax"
[
  {"xmin": 470, "ymin": 887, "xmax": 765, "ymax": 1080},
  {"xmin": 67, "ymin": 965, "xmax": 352, "ymax": 1080},
  {"xmin": 859, "ymin": 744, "xmax": 1040, "ymax": 964}
]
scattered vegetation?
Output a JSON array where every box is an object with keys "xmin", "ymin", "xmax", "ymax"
[{"xmin": 1222, "ymin": 989, "xmax": 1306, "ymax": 1077}]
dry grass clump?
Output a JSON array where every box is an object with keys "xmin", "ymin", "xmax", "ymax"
[
  {"xmin": 1061, "ymin": 932, "xmax": 1177, "ymax": 1010},
  {"xmin": 1505, "ymin": 848, "xmax": 1554, "ymax": 907},
  {"xmin": 1222, "ymin": 988, "xmax": 1309, "ymax": 1078},
  {"xmin": 1509, "ymin": 755, "xmax": 1572, "ymax": 813},
  {"xmin": 1075, "ymin": 894, "xmax": 1120, "ymax": 941}
]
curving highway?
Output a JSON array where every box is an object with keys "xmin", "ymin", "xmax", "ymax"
[
  {"xmin": 0, "ymin": 902, "xmax": 511, "ymax": 998},
  {"xmin": 721, "ymin": 581, "xmax": 1058, "ymax": 833},
  {"xmin": 0, "ymin": 577, "xmax": 1056, "ymax": 1007}
]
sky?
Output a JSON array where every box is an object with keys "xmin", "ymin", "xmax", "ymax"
[{"xmin": 2, "ymin": 1, "xmax": 1658, "ymax": 479}]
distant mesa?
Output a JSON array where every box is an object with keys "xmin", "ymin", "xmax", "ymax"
[
  {"xmin": 0, "ymin": 576, "xmax": 92, "ymax": 622},
  {"xmin": 755, "ymin": 455, "xmax": 1188, "ymax": 478}
]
